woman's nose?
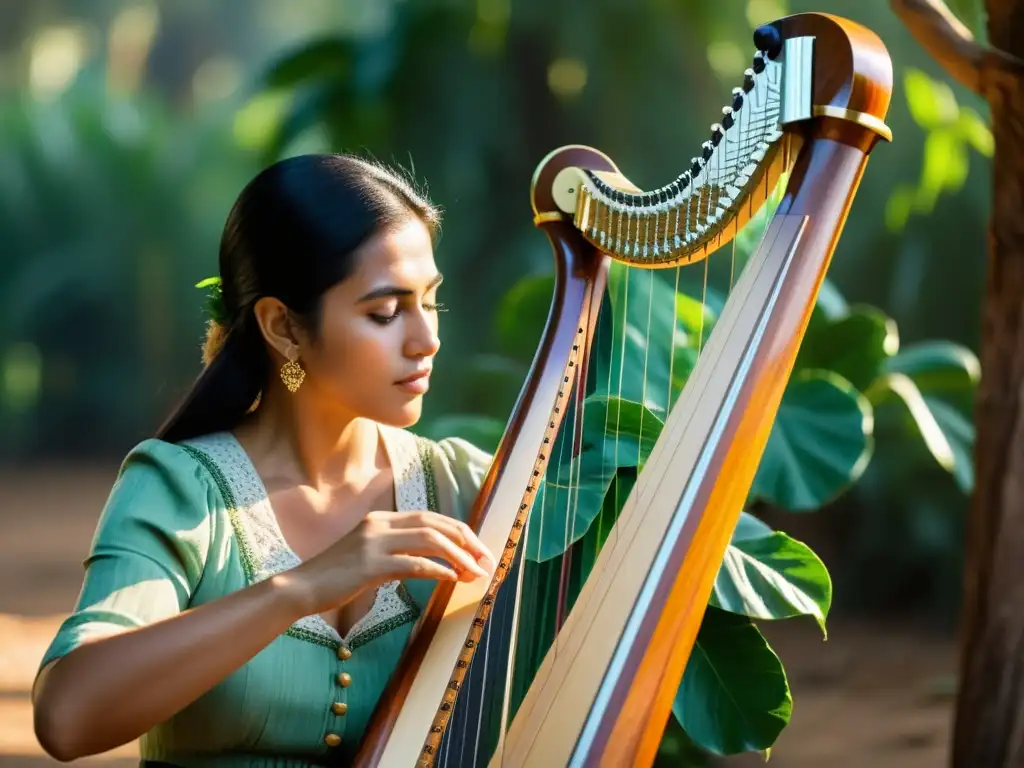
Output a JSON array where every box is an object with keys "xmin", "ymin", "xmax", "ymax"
[{"xmin": 406, "ymin": 313, "xmax": 441, "ymax": 358}]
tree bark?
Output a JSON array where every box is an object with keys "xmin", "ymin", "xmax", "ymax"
[
  {"xmin": 891, "ymin": 0, "xmax": 1024, "ymax": 764},
  {"xmin": 950, "ymin": 1, "xmax": 1024, "ymax": 764}
]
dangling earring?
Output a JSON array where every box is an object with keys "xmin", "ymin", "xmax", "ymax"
[{"xmin": 280, "ymin": 348, "xmax": 305, "ymax": 393}]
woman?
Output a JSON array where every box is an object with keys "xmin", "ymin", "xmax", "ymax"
[{"xmin": 31, "ymin": 154, "xmax": 497, "ymax": 765}]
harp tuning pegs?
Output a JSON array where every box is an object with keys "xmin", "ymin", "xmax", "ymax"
[
  {"xmin": 701, "ymin": 141, "xmax": 714, "ymax": 161},
  {"xmin": 732, "ymin": 86, "xmax": 744, "ymax": 111},
  {"xmin": 742, "ymin": 68, "xmax": 756, "ymax": 92},
  {"xmin": 710, "ymin": 123, "xmax": 725, "ymax": 146},
  {"xmin": 753, "ymin": 24, "xmax": 783, "ymax": 60},
  {"xmin": 752, "ymin": 50, "xmax": 767, "ymax": 74},
  {"xmin": 721, "ymin": 106, "xmax": 735, "ymax": 130}
]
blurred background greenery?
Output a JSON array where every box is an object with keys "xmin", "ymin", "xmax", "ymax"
[
  {"xmin": 0, "ymin": 0, "xmax": 989, "ymax": 622},
  {"xmin": 0, "ymin": 2, "xmax": 992, "ymax": 761}
]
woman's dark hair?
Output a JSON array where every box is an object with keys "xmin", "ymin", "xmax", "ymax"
[{"xmin": 156, "ymin": 153, "xmax": 441, "ymax": 444}]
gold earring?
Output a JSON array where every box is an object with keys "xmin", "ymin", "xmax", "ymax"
[{"xmin": 280, "ymin": 349, "xmax": 305, "ymax": 393}]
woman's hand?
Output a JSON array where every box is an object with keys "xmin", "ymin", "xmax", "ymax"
[{"xmin": 289, "ymin": 511, "xmax": 496, "ymax": 616}]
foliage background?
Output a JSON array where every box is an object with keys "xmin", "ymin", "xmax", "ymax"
[{"xmin": 0, "ymin": 0, "xmax": 990, "ymax": 763}]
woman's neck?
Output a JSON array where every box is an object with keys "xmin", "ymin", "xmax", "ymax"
[{"xmin": 233, "ymin": 382, "xmax": 385, "ymax": 492}]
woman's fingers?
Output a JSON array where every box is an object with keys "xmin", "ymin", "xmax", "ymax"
[
  {"xmin": 388, "ymin": 528, "xmax": 490, "ymax": 580},
  {"xmin": 388, "ymin": 554, "xmax": 461, "ymax": 583},
  {"xmin": 392, "ymin": 511, "xmax": 495, "ymax": 570}
]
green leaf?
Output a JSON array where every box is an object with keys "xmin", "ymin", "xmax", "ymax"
[
  {"xmin": 885, "ymin": 183, "xmax": 917, "ymax": 233},
  {"xmin": 918, "ymin": 130, "xmax": 969, "ymax": 210},
  {"xmin": 526, "ymin": 395, "xmax": 663, "ymax": 561},
  {"xmin": 751, "ymin": 371, "xmax": 874, "ymax": 511},
  {"xmin": 904, "ymin": 68, "xmax": 959, "ymax": 130},
  {"xmin": 263, "ymin": 37, "xmax": 354, "ymax": 89},
  {"xmin": 676, "ymin": 290, "xmax": 718, "ymax": 344},
  {"xmin": 870, "ymin": 373, "xmax": 975, "ymax": 493},
  {"xmin": 594, "ymin": 263, "xmax": 693, "ymax": 415},
  {"xmin": 796, "ymin": 305, "xmax": 898, "ymax": 391},
  {"xmin": 732, "ymin": 510, "xmax": 774, "ymax": 541},
  {"xmin": 494, "ymin": 272, "xmax": 554, "ymax": 362},
  {"xmin": 880, "ymin": 340, "xmax": 980, "ymax": 397},
  {"xmin": 956, "ymin": 107, "xmax": 994, "ymax": 157},
  {"xmin": 674, "ymin": 607, "xmax": 792, "ymax": 755},
  {"xmin": 712, "ymin": 527, "xmax": 833, "ymax": 635}
]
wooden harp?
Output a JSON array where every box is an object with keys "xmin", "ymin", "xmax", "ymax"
[{"xmin": 355, "ymin": 12, "xmax": 892, "ymax": 767}]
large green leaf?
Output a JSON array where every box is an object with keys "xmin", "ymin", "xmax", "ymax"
[
  {"xmin": 732, "ymin": 510, "xmax": 773, "ymax": 540},
  {"xmin": 870, "ymin": 373, "xmax": 975, "ymax": 493},
  {"xmin": 750, "ymin": 371, "xmax": 874, "ymax": 511},
  {"xmin": 526, "ymin": 395, "xmax": 662, "ymax": 561},
  {"xmin": 712, "ymin": 520, "xmax": 832, "ymax": 635},
  {"xmin": 880, "ymin": 340, "xmax": 980, "ymax": 400},
  {"xmin": 593, "ymin": 263, "xmax": 689, "ymax": 415},
  {"xmin": 676, "ymin": 290, "xmax": 718, "ymax": 347},
  {"xmin": 795, "ymin": 305, "xmax": 899, "ymax": 392},
  {"xmin": 865, "ymin": 340, "xmax": 977, "ymax": 492},
  {"xmin": 674, "ymin": 607, "xmax": 792, "ymax": 756}
]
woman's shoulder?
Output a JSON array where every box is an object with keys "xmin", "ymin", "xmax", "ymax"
[
  {"xmin": 109, "ymin": 434, "xmax": 230, "ymax": 518},
  {"xmin": 379, "ymin": 424, "xmax": 492, "ymax": 472},
  {"xmin": 379, "ymin": 425, "xmax": 494, "ymax": 520}
]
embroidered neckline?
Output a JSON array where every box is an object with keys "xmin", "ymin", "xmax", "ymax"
[{"xmin": 181, "ymin": 425, "xmax": 437, "ymax": 650}]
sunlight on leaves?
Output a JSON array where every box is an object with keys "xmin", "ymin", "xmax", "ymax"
[
  {"xmin": 905, "ymin": 68, "xmax": 959, "ymax": 130},
  {"xmin": 919, "ymin": 130, "xmax": 969, "ymax": 209},
  {"xmin": 956, "ymin": 107, "xmax": 994, "ymax": 156},
  {"xmin": 713, "ymin": 523, "xmax": 832, "ymax": 636},
  {"xmin": 869, "ymin": 372, "xmax": 975, "ymax": 493},
  {"xmin": 233, "ymin": 90, "xmax": 294, "ymax": 150}
]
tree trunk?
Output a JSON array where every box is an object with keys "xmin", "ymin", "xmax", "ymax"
[{"xmin": 952, "ymin": 1, "xmax": 1024, "ymax": 764}]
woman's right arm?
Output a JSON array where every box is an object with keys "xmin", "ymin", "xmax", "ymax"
[
  {"xmin": 34, "ymin": 492, "xmax": 493, "ymax": 763},
  {"xmin": 33, "ymin": 568, "xmax": 311, "ymax": 761}
]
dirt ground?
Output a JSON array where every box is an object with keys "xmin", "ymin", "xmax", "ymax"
[{"xmin": 0, "ymin": 464, "xmax": 956, "ymax": 767}]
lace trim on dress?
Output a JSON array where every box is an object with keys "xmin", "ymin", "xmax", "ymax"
[{"xmin": 181, "ymin": 427, "xmax": 436, "ymax": 650}]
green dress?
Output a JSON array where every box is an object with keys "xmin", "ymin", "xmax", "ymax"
[{"xmin": 38, "ymin": 425, "xmax": 493, "ymax": 767}]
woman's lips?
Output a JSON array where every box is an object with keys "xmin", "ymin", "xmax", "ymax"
[{"xmin": 395, "ymin": 369, "xmax": 431, "ymax": 394}]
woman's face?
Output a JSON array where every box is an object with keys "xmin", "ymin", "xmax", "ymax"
[{"xmin": 299, "ymin": 217, "xmax": 443, "ymax": 428}]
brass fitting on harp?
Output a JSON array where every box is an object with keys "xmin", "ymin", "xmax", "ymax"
[
  {"xmin": 811, "ymin": 105, "xmax": 893, "ymax": 143},
  {"xmin": 533, "ymin": 211, "xmax": 567, "ymax": 225}
]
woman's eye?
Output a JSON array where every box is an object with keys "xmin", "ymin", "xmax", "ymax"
[{"xmin": 369, "ymin": 301, "xmax": 447, "ymax": 324}]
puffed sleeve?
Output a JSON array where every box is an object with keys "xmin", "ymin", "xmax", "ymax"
[
  {"xmin": 430, "ymin": 437, "xmax": 494, "ymax": 523},
  {"xmin": 38, "ymin": 439, "xmax": 219, "ymax": 669}
]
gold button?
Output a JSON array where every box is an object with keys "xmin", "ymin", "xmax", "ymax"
[
  {"xmin": 332, "ymin": 701, "xmax": 348, "ymax": 716},
  {"xmin": 337, "ymin": 672, "xmax": 352, "ymax": 687},
  {"xmin": 337, "ymin": 645, "xmax": 352, "ymax": 660},
  {"xmin": 324, "ymin": 733, "xmax": 341, "ymax": 747}
]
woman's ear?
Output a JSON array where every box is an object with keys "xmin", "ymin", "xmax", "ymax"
[{"xmin": 252, "ymin": 296, "xmax": 300, "ymax": 361}]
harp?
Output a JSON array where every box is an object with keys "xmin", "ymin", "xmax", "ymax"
[{"xmin": 355, "ymin": 12, "xmax": 892, "ymax": 767}]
